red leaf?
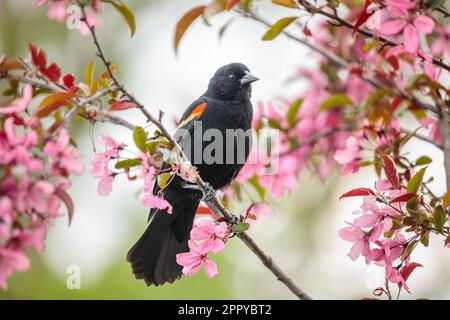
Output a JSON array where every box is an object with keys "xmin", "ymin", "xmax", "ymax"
[
  {"xmin": 352, "ymin": 0, "xmax": 372, "ymax": 35},
  {"xmin": 390, "ymin": 193, "xmax": 416, "ymax": 203},
  {"xmin": 227, "ymin": 0, "xmax": 241, "ymax": 10},
  {"xmin": 340, "ymin": 188, "xmax": 375, "ymax": 200},
  {"xmin": 399, "ymin": 262, "xmax": 423, "ymax": 292},
  {"xmin": 43, "ymin": 63, "xmax": 61, "ymax": 83},
  {"xmin": 391, "ymin": 96, "xmax": 403, "ymax": 112},
  {"xmin": 387, "ymin": 56, "xmax": 400, "ymax": 70},
  {"xmin": 63, "ymin": 74, "xmax": 75, "ymax": 88},
  {"xmin": 444, "ymin": 234, "xmax": 450, "ymax": 247},
  {"xmin": 303, "ymin": 25, "xmax": 312, "ymax": 36},
  {"xmin": 196, "ymin": 206, "xmax": 217, "ymax": 217},
  {"xmin": 35, "ymin": 100, "xmax": 70, "ymax": 118},
  {"xmin": 55, "ymin": 189, "xmax": 75, "ymax": 226},
  {"xmin": 382, "ymin": 155, "xmax": 400, "ymax": 189},
  {"xmin": 29, "ymin": 43, "xmax": 47, "ymax": 70},
  {"xmin": 110, "ymin": 101, "xmax": 136, "ymax": 111}
]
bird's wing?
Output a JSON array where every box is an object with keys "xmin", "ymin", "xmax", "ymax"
[{"xmin": 147, "ymin": 97, "xmax": 208, "ymax": 222}]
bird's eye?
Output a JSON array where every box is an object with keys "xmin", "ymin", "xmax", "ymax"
[{"xmin": 228, "ymin": 74, "xmax": 236, "ymax": 81}]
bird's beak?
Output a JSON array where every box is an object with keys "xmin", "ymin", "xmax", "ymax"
[{"xmin": 240, "ymin": 73, "xmax": 259, "ymax": 86}]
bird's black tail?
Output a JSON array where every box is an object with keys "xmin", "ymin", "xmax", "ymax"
[{"xmin": 126, "ymin": 189, "xmax": 200, "ymax": 286}]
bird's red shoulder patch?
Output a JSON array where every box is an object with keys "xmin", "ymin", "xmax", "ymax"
[{"xmin": 178, "ymin": 102, "xmax": 206, "ymax": 127}]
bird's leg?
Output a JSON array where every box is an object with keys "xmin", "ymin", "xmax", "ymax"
[
  {"xmin": 227, "ymin": 214, "xmax": 241, "ymax": 226},
  {"xmin": 181, "ymin": 182, "xmax": 216, "ymax": 202}
]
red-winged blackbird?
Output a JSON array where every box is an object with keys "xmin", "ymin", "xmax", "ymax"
[{"xmin": 127, "ymin": 63, "xmax": 258, "ymax": 286}]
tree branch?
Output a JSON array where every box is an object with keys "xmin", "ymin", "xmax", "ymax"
[
  {"xmin": 280, "ymin": 125, "xmax": 356, "ymax": 157},
  {"xmin": 439, "ymin": 107, "xmax": 450, "ymax": 191},
  {"xmin": 401, "ymin": 128, "xmax": 443, "ymax": 150},
  {"xmin": 76, "ymin": 1, "xmax": 312, "ymax": 300}
]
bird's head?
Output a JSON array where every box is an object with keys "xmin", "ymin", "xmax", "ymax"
[{"xmin": 207, "ymin": 63, "xmax": 259, "ymax": 100}]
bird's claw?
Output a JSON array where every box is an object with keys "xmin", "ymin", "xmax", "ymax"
[
  {"xmin": 227, "ymin": 214, "xmax": 241, "ymax": 226},
  {"xmin": 200, "ymin": 182, "xmax": 215, "ymax": 202},
  {"xmin": 181, "ymin": 182, "xmax": 216, "ymax": 202}
]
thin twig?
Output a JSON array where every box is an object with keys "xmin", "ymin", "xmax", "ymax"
[
  {"xmin": 76, "ymin": 1, "xmax": 313, "ymax": 300},
  {"xmin": 4, "ymin": 73, "xmax": 120, "ymax": 129},
  {"xmin": 280, "ymin": 125, "xmax": 355, "ymax": 157},
  {"xmin": 61, "ymin": 86, "xmax": 118, "ymax": 127},
  {"xmin": 401, "ymin": 128, "xmax": 443, "ymax": 150},
  {"xmin": 439, "ymin": 106, "xmax": 450, "ymax": 190}
]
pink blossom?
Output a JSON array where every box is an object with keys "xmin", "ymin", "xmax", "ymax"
[
  {"xmin": 12, "ymin": 223, "xmax": 46, "ymax": 252},
  {"xmin": 44, "ymin": 129, "xmax": 84, "ymax": 175},
  {"xmin": 141, "ymin": 152, "xmax": 156, "ymax": 193},
  {"xmin": 78, "ymin": 12, "xmax": 102, "ymax": 36},
  {"xmin": 47, "ymin": 0, "xmax": 69, "ymax": 22},
  {"xmin": 0, "ymin": 197, "xmax": 13, "ymax": 225},
  {"xmin": 90, "ymin": 153, "xmax": 110, "ymax": 179},
  {"xmin": 90, "ymin": 134, "xmax": 123, "ymax": 179},
  {"xmin": 142, "ymin": 194, "xmax": 173, "ymax": 214},
  {"xmin": 420, "ymin": 117, "xmax": 443, "ymax": 145},
  {"xmin": 28, "ymin": 180, "xmax": 55, "ymax": 213},
  {"xmin": 190, "ymin": 220, "xmax": 228, "ymax": 254},
  {"xmin": 431, "ymin": 26, "xmax": 450, "ymax": 57},
  {"xmin": 97, "ymin": 175, "xmax": 114, "ymax": 196},
  {"xmin": 0, "ymin": 84, "xmax": 33, "ymax": 114},
  {"xmin": 377, "ymin": 10, "xmax": 435, "ymax": 54},
  {"xmin": 259, "ymin": 155, "xmax": 300, "ymax": 199},
  {"xmin": 339, "ymin": 223, "xmax": 371, "ymax": 261},
  {"xmin": 179, "ymin": 161, "xmax": 198, "ymax": 183},
  {"xmin": 176, "ymin": 240, "xmax": 218, "ymax": 278},
  {"xmin": 334, "ymin": 136, "xmax": 360, "ymax": 174},
  {"xmin": 345, "ymin": 71, "xmax": 372, "ymax": 105},
  {"xmin": 0, "ymin": 248, "xmax": 30, "ymax": 290}
]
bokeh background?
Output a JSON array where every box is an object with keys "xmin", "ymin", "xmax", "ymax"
[{"xmin": 0, "ymin": 0, "xmax": 449, "ymax": 299}]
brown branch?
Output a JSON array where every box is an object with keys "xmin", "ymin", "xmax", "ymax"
[
  {"xmin": 76, "ymin": 1, "xmax": 312, "ymax": 300},
  {"xmin": 3, "ymin": 73, "xmax": 121, "ymax": 128},
  {"xmin": 401, "ymin": 128, "xmax": 443, "ymax": 150},
  {"xmin": 280, "ymin": 125, "xmax": 356, "ymax": 157},
  {"xmin": 439, "ymin": 107, "xmax": 450, "ymax": 191},
  {"xmin": 239, "ymin": 10, "xmax": 440, "ymax": 116}
]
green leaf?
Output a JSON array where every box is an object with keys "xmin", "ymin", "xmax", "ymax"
[
  {"xmin": 434, "ymin": 205, "xmax": 446, "ymax": 233},
  {"xmin": 103, "ymin": 0, "xmax": 136, "ymax": 37},
  {"xmin": 320, "ymin": 94, "xmax": 353, "ymax": 111},
  {"xmin": 174, "ymin": 6, "xmax": 206, "ymax": 53},
  {"xmin": 248, "ymin": 175, "xmax": 265, "ymax": 200},
  {"xmin": 84, "ymin": 61, "xmax": 95, "ymax": 87},
  {"xmin": 415, "ymin": 156, "xmax": 432, "ymax": 166},
  {"xmin": 286, "ymin": 99, "xmax": 302, "ymax": 125},
  {"xmin": 406, "ymin": 167, "xmax": 427, "ymax": 209},
  {"xmin": 232, "ymin": 222, "xmax": 250, "ymax": 233},
  {"xmin": 271, "ymin": 0, "xmax": 297, "ymax": 8},
  {"xmin": 133, "ymin": 126, "xmax": 148, "ymax": 152},
  {"xmin": 443, "ymin": 190, "xmax": 450, "ymax": 209},
  {"xmin": 267, "ymin": 118, "xmax": 282, "ymax": 130},
  {"xmin": 115, "ymin": 159, "xmax": 141, "ymax": 169},
  {"xmin": 420, "ymin": 231, "xmax": 430, "ymax": 247},
  {"xmin": 401, "ymin": 240, "xmax": 418, "ymax": 262},
  {"xmin": 426, "ymin": 0, "xmax": 445, "ymax": 8},
  {"xmin": 157, "ymin": 173, "xmax": 173, "ymax": 189},
  {"xmin": 364, "ymin": 88, "xmax": 394, "ymax": 108},
  {"xmin": 147, "ymin": 138, "xmax": 174, "ymax": 154},
  {"xmin": 407, "ymin": 167, "xmax": 427, "ymax": 194},
  {"xmin": 262, "ymin": 17, "xmax": 297, "ymax": 41}
]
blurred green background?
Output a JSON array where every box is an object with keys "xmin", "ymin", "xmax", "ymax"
[{"xmin": 0, "ymin": 0, "xmax": 449, "ymax": 299}]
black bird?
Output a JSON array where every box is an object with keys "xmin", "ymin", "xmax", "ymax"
[{"xmin": 127, "ymin": 63, "xmax": 259, "ymax": 286}]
